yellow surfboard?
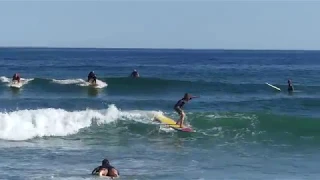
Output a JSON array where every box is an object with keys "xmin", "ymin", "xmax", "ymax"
[{"xmin": 154, "ymin": 114, "xmax": 193, "ymax": 132}]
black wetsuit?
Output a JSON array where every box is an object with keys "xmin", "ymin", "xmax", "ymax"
[
  {"xmin": 91, "ymin": 164, "xmax": 119, "ymax": 176},
  {"xmin": 131, "ymin": 71, "xmax": 138, "ymax": 78},
  {"xmin": 12, "ymin": 74, "xmax": 20, "ymax": 82},
  {"xmin": 288, "ymin": 84, "xmax": 293, "ymax": 92},
  {"xmin": 174, "ymin": 98, "xmax": 188, "ymax": 115},
  {"xmin": 88, "ymin": 72, "xmax": 96, "ymax": 83}
]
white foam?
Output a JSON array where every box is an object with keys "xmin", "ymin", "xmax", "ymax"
[
  {"xmin": 159, "ymin": 125, "xmax": 176, "ymax": 133},
  {"xmin": 78, "ymin": 79, "xmax": 108, "ymax": 89},
  {"xmin": 0, "ymin": 104, "xmax": 157, "ymax": 141},
  {"xmin": 52, "ymin": 78, "xmax": 108, "ymax": 88},
  {"xmin": 52, "ymin": 78, "xmax": 85, "ymax": 85},
  {"xmin": 205, "ymin": 113, "xmax": 257, "ymax": 120},
  {"xmin": 0, "ymin": 76, "xmax": 10, "ymax": 83},
  {"xmin": 0, "ymin": 76, "xmax": 34, "ymax": 87}
]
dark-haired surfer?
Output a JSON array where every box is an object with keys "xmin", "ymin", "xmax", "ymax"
[
  {"xmin": 91, "ymin": 158, "xmax": 120, "ymax": 178},
  {"xmin": 130, "ymin": 69, "xmax": 139, "ymax": 78},
  {"xmin": 12, "ymin": 73, "xmax": 21, "ymax": 83},
  {"xmin": 88, "ymin": 71, "xmax": 97, "ymax": 84},
  {"xmin": 174, "ymin": 93, "xmax": 198, "ymax": 128}
]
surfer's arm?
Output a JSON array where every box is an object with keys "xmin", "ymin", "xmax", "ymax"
[
  {"xmin": 91, "ymin": 167, "xmax": 99, "ymax": 175},
  {"xmin": 190, "ymin": 96, "xmax": 200, "ymax": 100}
]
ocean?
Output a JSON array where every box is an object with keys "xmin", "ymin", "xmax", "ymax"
[{"xmin": 0, "ymin": 48, "xmax": 319, "ymax": 180}]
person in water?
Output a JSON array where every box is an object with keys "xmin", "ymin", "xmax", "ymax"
[
  {"xmin": 91, "ymin": 158, "xmax": 120, "ymax": 178},
  {"xmin": 130, "ymin": 69, "xmax": 139, "ymax": 78},
  {"xmin": 12, "ymin": 73, "xmax": 21, "ymax": 83},
  {"xmin": 87, "ymin": 71, "xmax": 97, "ymax": 84},
  {"xmin": 174, "ymin": 93, "xmax": 198, "ymax": 128},
  {"xmin": 287, "ymin": 79, "xmax": 294, "ymax": 92}
]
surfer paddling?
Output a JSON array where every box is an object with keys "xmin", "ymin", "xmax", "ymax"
[
  {"xmin": 12, "ymin": 73, "xmax": 21, "ymax": 83},
  {"xmin": 174, "ymin": 93, "xmax": 199, "ymax": 128},
  {"xmin": 91, "ymin": 158, "xmax": 120, "ymax": 178}
]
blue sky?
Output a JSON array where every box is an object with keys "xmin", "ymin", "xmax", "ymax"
[{"xmin": 0, "ymin": 1, "xmax": 319, "ymax": 50}]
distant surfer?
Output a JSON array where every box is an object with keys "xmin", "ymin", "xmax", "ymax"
[
  {"xmin": 287, "ymin": 79, "xmax": 294, "ymax": 92},
  {"xmin": 91, "ymin": 158, "xmax": 120, "ymax": 178},
  {"xmin": 12, "ymin": 73, "xmax": 21, "ymax": 83},
  {"xmin": 174, "ymin": 93, "xmax": 198, "ymax": 128},
  {"xmin": 88, "ymin": 71, "xmax": 97, "ymax": 84},
  {"xmin": 130, "ymin": 69, "xmax": 139, "ymax": 78}
]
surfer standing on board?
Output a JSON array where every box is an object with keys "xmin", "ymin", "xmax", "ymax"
[
  {"xmin": 174, "ymin": 93, "xmax": 198, "ymax": 128},
  {"xmin": 91, "ymin": 158, "xmax": 120, "ymax": 178},
  {"xmin": 12, "ymin": 73, "xmax": 21, "ymax": 83},
  {"xmin": 87, "ymin": 71, "xmax": 97, "ymax": 84},
  {"xmin": 287, "ymin": 79, "xmax": 294, "ymax": 92}
]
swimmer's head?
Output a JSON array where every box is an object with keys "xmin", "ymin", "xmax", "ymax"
[
  {"xmin": 102, "ymin": 159, "xmax": 109, "ymax": 166},
  {"xmin": 183, "ymin": 93, "xmax": 191, "ymax": 100}
]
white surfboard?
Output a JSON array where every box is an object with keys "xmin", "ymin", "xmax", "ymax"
[
  {"xmin": 87, "ymin": 79, "xmax": 107, "ymax": 89},
  {"xmin": 9, "ymin": 81, "xmax": 23, "ymax": 89},
  {"xmin": 265, "ymin": 82, "xmax": 281, "ymax": 91},
  {"xmin": 88, "ymin": 81, "xmax": 99, "ymax": 88}
]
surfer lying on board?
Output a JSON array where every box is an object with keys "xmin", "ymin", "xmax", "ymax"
[
  {"xmin": 174, "ymin": 93, "xmax": 198, "ymax": 128},
  {"xmin": 87, "ymin": 71, "xmax": 97, "ymax": 84},
  {"xmin": 91, "ymin": 158, "xmax": 120, "ymax": 178},
  {"xmin": 288, "ymin": 79, "xmax": 294, "ymax": 92},
  {"xmin": 130, "ymin": 69, "xmax": 139, "ymax": 78},
  {"xmin": 12, "ymin": 73, "xmax": 21, "ymax": 83}
]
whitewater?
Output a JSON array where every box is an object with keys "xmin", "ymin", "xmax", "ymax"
[{"xmin": 0, "ymin": 104, "xmax": 163, "ymax": 141}]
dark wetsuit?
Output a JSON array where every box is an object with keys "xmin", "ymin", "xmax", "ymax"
[
  {"xmin": 131, "ymin": 71, "xmax": 138, "ymax": 78},
  {"xmin": 174, "ymin": 98, "xmax": 188, "ymax": 115},
  {"xmin": 12, "ymin": 75, "xmax": 20, "ymax": 82},
  {"xmin": 288, "ymin": 84, "xmax": 293, "ymax": 92},
  {"xmin": 88, "ymin": 72, "xmax": 96, "ymax": 83},
  {"xmin": 92, "ymin": 164, "xmax": 119, "ymax": 176}
]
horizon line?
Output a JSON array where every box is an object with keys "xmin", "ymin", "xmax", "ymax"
[{"xmin": 0, "ymin": 45, "xmax": 319, "ymax": 52}]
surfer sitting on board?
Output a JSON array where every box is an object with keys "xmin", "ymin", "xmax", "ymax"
[
  {"xmin": 288, "ymin": 79, "xmax": 294, "ymax": 92},
  {"xmin": 12, "ymin": 73, "xmax": 21, "ymax": 83},
  {"xmin": 91, "ymin": 158, "xmax": 120, "ymax": 178},
  {"xmin": 87, "ymin": 71, "xmax": 97, "ymax": 84},
  {"xmin": 174, "ymin": 93, "xmax": 198, "ymax": 128},
  {"xmin": 130, "ymin": 69, "xmax": 139, "ymax": 78}
]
